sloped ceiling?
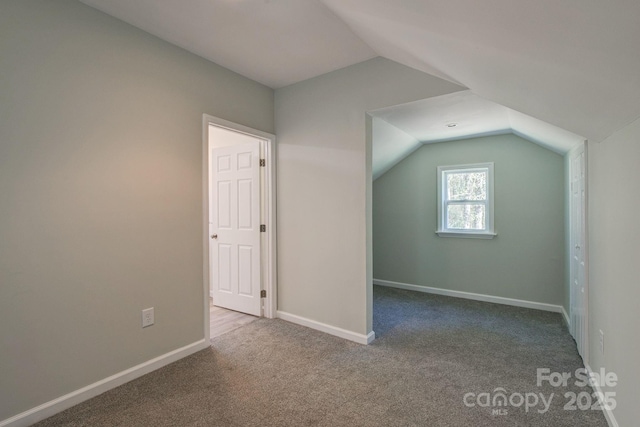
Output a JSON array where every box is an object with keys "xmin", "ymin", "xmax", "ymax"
[
  {"xmin": 372, "ymin": 117, "xmax": 420, "ymax": 181},
  {"xmin": 370, "ymin": 91, "xmax": 585, "ymax": 179},
  {"xmin": 78, "ymin": 0, "xmax": 377, "ymax": 88},
  {"xmin": 79, "ymin": 0, "xmax": 640, "ymax": 143},
  {"xmin": 321, "ymin": 0, "xmax": 640, "ymax": 143}
]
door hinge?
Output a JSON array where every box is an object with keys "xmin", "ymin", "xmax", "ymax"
[
  {"xmin": 260, "ymin": 290, "xmax": 266, "ymax": 298},
  {"xmin": 260, "ymin": 224, "xmax": 266, "ymax": 232},
  {"xmin": 259, "ymin": 159, "xmax": 266, "ymax": 167}
]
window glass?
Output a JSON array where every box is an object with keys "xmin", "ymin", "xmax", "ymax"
[{"xmin": 437, "ymin": 163, "xmax": 495, "ymax": 238}]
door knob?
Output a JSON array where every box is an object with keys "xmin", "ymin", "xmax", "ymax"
[{"xmin": 211, "ymin": 234, "xmax": 218, "ymax": 239}]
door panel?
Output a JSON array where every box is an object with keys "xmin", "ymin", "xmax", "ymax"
[
  {"xmin": 218, "ymin": 181, "xmax": 232, "ymax": 228},
  {"xmin": 218, "ymin": 244, "xmax": 232, "ymax": 292},
  {"xmin": 238, "ymin": 179, "xmax": 253, "ymax": 229},
  {"xmin": 570, "ymin": 144, "xmax": 588, "ymax": 362},
  {"xmin": 210, "ymin": 140, "xmax": 261, "ymax": 316},
  {"xmin": 238, "ymin": 246, "xmax": 254, "ymax": 296}
]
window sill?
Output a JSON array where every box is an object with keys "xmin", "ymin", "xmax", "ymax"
[{"xmin": 435, "ymin": 230, "xmax": 497, "ymax": 239}]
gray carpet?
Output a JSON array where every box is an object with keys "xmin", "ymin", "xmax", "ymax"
[{"xmin": 35, "ymin": 286, "xmax": 608, "ymax": 426}]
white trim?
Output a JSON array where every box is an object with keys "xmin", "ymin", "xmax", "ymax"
[
  {"xmin": 561, "ymin": 306, "xmax": 570, "ymax": 329},
  {"xmin": 365, "ymin": 330, "xmax": 376, "ymax": 344},
  {"xmin": 437, "ymin": 162, "xmax": 495, "ymax": 237},
  {"xmin": 202, "ymin": 117, "xmax": 212, "ymax": 343},
  {"xmin": 262, "ymin": 129, "xmax": 278, "ymax": 320},
  {"xmin": 0, "ymin": 340, "xmax": 209, "ymax": 427},
  {"xmin": 277, "ymin": 311, "xmax": 375, "ymax": 345},
  {"xmin": 585, "ymin": 364, "xmax": 619, "ymax": 427},
  {"xmin": 435, "ymin": 231, "xmax": 496, "ymax": 239},
  {"xmin": 373, "ymin": 279, "xmax": 564, "ymax": 313},
  {"xmin": 568, "ymin": 141, "xmax": 589, "ymax": 364},
  {"xmin": 202, "ymin": 115, "xmax": 278, "ymax": 337}
]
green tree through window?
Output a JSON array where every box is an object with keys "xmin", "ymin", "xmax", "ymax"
[{"xmin": 437, "ymin": 163, "xmax": 495, "ymax": 238}]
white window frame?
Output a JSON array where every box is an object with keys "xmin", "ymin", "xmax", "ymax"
[{"xmin": 436, "ymin": 162, "xmax": 496, "ymax": 239}]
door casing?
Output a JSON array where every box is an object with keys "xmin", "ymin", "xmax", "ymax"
[
  {"xmin": 202, "ymin": 115, "xmax": 277, "ymax": 340},
  {"xmin": 569, "ymin": 141, "xmax": 589, "ymax": 363}
]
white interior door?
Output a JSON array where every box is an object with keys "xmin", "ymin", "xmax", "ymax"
[
  {"xmin": 210, "ymin": 141, "xmax": 262, "ymax": 316},
  {"xmin": 570, "ymin": 143, "xmax": 588, "ymax": 361}
]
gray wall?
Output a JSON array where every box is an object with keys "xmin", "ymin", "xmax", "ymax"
[
  {"xmin": 373, "ymin": 134, "xmax": 565, "ymax": 305},
  {"xmin": 588, "ymin": 117, "xmax": 640, "ymax": 427},
  {"xmin": 0, "ymin": 0, "xmax": 273, "ymax": 420},
  {"xmin": 275, "ymin": 58, "xmax": 463, "ymax": 336}
]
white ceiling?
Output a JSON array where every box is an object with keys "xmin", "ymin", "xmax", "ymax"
[
  {"xmin": 370, "ymin": 91, "xmax": 585, "ymax": 179},
  {"xmin": 79, "ymin": 0, "xmax": 640, "ymax": 143},
  {"xmin": 78, "ymin": 0, "xmax": 377, "ymax": 88},
  {"xmin": 373, "ymin": 92, "xmax": 512, "ymax": 146},
  {"xmin": 321, "ymin": 0, "xmax": 640, "ymax": 143}
]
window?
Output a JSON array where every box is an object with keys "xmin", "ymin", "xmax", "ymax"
[{"xmin": 436, "ymin": 163, "xmax": 496, "ymax": 239}]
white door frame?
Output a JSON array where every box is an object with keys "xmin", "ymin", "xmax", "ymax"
[
  {"xmin": 202, "ymin": 115, "xmax": 277, "ymax": 340},
  {"xmin": 569, "ymin": 140, "xmax": 589, "ymax": 363}
]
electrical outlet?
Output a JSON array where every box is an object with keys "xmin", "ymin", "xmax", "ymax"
[
  {"xmin": 142, "ymin": 307, "xmax": 154, "ymax": 328},
  {"xmin": 599, "ymin": 329, "xmax": 604, "ymax": 354}
]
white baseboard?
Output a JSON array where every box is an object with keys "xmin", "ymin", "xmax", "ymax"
[
  {"xmin": 0, "ymin": 339, "xmax": 210, "ymax": 427},
  {"xmin": 373, "ymin": 279, "xmax": 564, "ymax": 314},
  {"xmin": 277, "ymin": 311, "xmax": 375, "ymax": 345},
  {"xmin": 366, "ymin": 331, "xmax": 376, "ymax": 344},
  {"xmin": 561, "ymin": 306, "xmax": 571, "ymax": 329},
  {"xmin": 585, "ymin": 364, "xmax": 619, "ymax": 427}
]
